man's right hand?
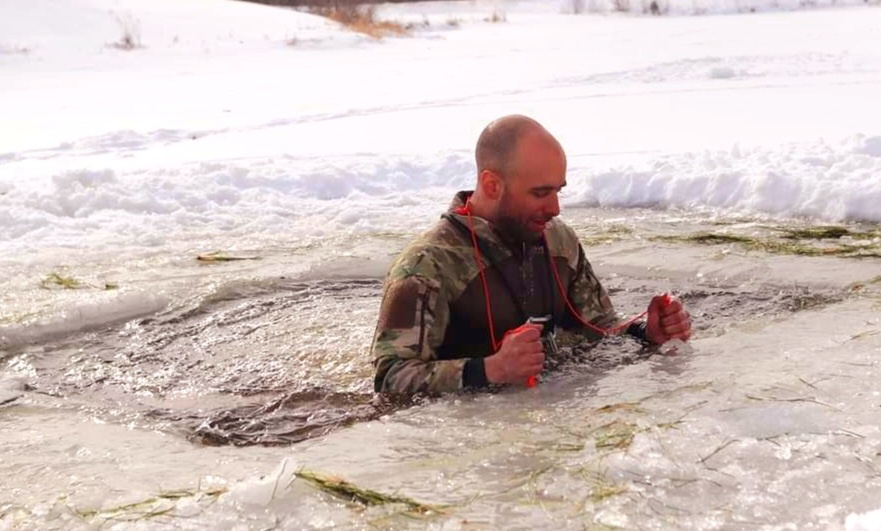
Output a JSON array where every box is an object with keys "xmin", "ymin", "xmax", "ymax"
[{"xmin": 484, "ymin": 324, "xmax": 545, "ymax": 385}]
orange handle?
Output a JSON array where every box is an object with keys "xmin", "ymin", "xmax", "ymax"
[{"xmin": 526, "ymin": 375, "xmax": 536, "ymax": 388}]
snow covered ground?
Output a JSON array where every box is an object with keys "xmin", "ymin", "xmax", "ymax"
[
  {"xmin": 2, "ymin": 0, "xmax": 881, "ymax": 529},
  {"xmin": 2, "ymin": 0, "xmax": 881, "ymax": 256}
]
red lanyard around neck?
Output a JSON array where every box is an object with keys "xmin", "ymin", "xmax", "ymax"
[{"xmin": 456, "ymin": 203, "xmax": 647, "ymax": 352}]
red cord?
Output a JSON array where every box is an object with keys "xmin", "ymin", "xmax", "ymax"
[
  {"xmin": 546, "ymin": 243, "xmax": 647, "ymax": 335},
  {"xmin": 460, "ymin": 204, "xmax": 501, "ymax": 352},
  {"xmin": 458, "ymin": 204, "xmax": 647, "ymax": 351}
]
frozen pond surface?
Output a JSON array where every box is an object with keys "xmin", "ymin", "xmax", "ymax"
[{"xmin": 2, "ymin": 0, "xmax": 881, "ymax": 528}]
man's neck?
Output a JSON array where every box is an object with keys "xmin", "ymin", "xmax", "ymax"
[{"xmin": 464, "ymin": 194, "xmax": 493, "ymax": 222}]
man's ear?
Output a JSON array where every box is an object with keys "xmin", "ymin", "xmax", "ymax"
[{"xmin": 478, "ymin": 169, "xmax": 504, "ymax": 201}]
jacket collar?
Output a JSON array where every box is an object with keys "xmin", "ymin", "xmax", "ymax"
[{"xmin": 446, "ymin": 190, "xmax": 545, "ymax": 263}]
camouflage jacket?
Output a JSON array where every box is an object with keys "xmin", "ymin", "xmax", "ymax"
[{"xmin": 371, "ymin": 191, "xmax": 636, "ymax": 395}]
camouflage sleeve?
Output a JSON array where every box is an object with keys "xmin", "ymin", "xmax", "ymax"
[
  {"xmin": 567, "ymin": 244, "xmax": 626, "ymax": 341},
  {"xmin": 371, "ymin": 274, "xmax": 466, "ymax": 395}
]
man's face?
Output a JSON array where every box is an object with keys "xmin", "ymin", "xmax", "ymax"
[{"xmin": 494, "ymin": 134, "xmax": 567, "ymax": 243}]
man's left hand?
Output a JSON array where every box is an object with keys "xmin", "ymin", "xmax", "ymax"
[{"xmin": 646, "ymin": 294, "xmax": 692, "ymax": 345}]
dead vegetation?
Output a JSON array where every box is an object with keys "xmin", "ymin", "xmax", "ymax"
[
  {"xmin": 652, "ymin": 225, "xmax": 881, "ymax": 258},
  {"xmin": 1, "ymin": 45, "xmax": 30, "ymax": 55},
  {"xmin": 39, "ymin": 271, "xmax": 118, "ymax": 291},
  {"xmin": 485, "ymin": 9, "xmax": 507, "ymax": 23},
  {"xmin": 73, "ymin": 487, "xmax": 228, "ymax": 524},
  {"xmin": 293, "ymin": 469, "xmax": 445, "ymax": 515},
  {"xmin": 196, "ymin": 250, "xmax": 260, "ymax": 262},
  {"xmin": 308, "ymin": 2, "xmax": 408, "ymax": 39},
  {"xmin": 110, "ymin": 12, "xmax": 142, "ymax": 50}
]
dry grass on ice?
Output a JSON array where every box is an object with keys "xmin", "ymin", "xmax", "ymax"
[{"xmin": 308, "ymin": 2, "xmax": 409, "ymax": 39}]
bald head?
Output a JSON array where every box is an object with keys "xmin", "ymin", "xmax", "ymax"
[
  {"xmin": 467, "ymin": 115, "xmax": 567, "ymax": 238},
  {"xmin": 475, "ymin": 115, "xmax": 559, "ymax": 178}
]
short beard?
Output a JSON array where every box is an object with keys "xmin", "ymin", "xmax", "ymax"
[
  {"xmin": 495, "ymin": 196, "xmax": 542, "ymax": 244},
  {"xmin": 495, "ymin": 215, "xmax": 540, "ymax": 244}
]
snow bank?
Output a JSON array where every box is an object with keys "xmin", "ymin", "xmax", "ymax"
[
  {"xmin": 0, "ymin": 0, "xmax": 356, "ymax": 58},
  {"xmin": 566, "ymin": 135, "xmax": 881, "ymax": 222}
]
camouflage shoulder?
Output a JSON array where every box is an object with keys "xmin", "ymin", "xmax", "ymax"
[
  {"xmin": 387, "ymin": 220, "xmax": 479, "ymax": 287},
  {"xmin": 544, "ymin": 218, "xmax": 581, "ymax": 267}
]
